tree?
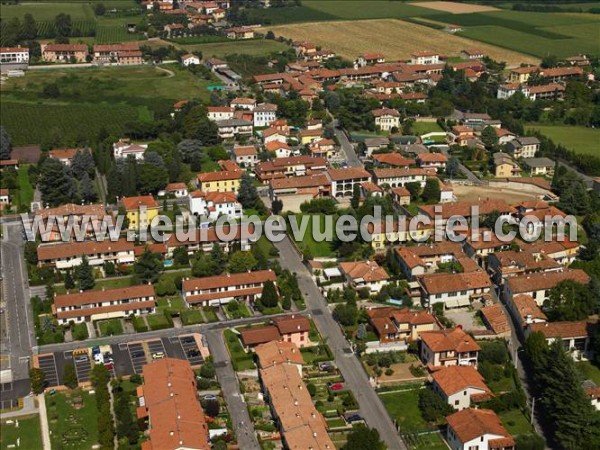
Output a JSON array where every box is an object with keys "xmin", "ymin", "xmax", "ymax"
[
  {"xmin": 421, "ymin": 178, "xmax": 441, "ymax": 204},
  {"xmin": 38, "ymin": 158, "xmax": 77, "ymax": 206},
  {"xmin": 192, "ymin": 252, "xmax": 218, "ymax": 277},
  {"xmin": 405, "ymin": 181, "xmax": 421, "ymax": 201},
  {"xmin": 177, "ymin": 139, "xmax": 203, "ymax": 163},
  {"xmin": 0, "ymin": 126, "xmax": 11, "ymax": 160},
  {"xmin": 200, "ymin": 361, "xmax": 215, "ymax": 378},
  {"xmin": 138, "ymin": 162, "xmax": 168, "ymax": 194},
  {"xmin": 351, "ymin": 183, "xmax": 361, "ymax": 209},
  {"xmin": 541, "ymin": 54, "xmax": 558, "ymax": 68},
  {"xmin": 545, "ymin": 280, "xmax": 594, "ymax": 321},
  {"xmin": 418, "ymin": 387, "xmax": 453, "ymax": 422},
  {"xmin": 30, "ymin": 368, "xmax": 46, "ymax": 394},
  {"xmin": 237, "ymin": 173, "xmax": 259, "ymax": 209},
  {"xmin": 344, "ymin": 425, "xmax": 385, "ymax": 450},
  {"xmin": 173, "ymin": 246, "xmax": 189, "ymax": 266},
  {"xmin": 558, "ymin": 180, "xmax": 591, "ymax": 215},
  {"xmin": 260, "ymin": 280, "xmax": 278, "ymax": 308},
  {"xmin": 202, "ymin": 398, "xmax": 220, "ymax": 417},
  {"xmin": 481, "ymin": 125, "xmax": 499, "ymax": 149},
  {"xmin": 54, "ymin": 13, "xmax": 73, "ymax": 37},
  {"xmin": 227, "ymin": 251, "xmax": 257, "ymax": 273},
  {"xmin": 210, "ymin": 243, "xmax": 228, "ymax": 273},
  {"xmin": 22, "ymin": 13, "xmax": 38, "ymax": 40},
  {"xmin": 76, "ymin": 256, "xmax": 95, "ymax": 291},
  {"xmin": 271, "ymin": 198, "xmax": 283, "ymax": 215},
  {"xmin": 71, "ymin": 149, "xmax": 95, "ymax": 180},
  {"xmin": 133, "ymin": 248, "xmax": 163, "ymax": 284},
  {"xmin": 79, "ymin": 172, "xmax": 97, "ymax": 203},
  {"xmin": 93, "ymin": 2, "xmax": 106, "ymax": 15},
  {"xmin": 64, "ymin": 271, "xmax": 75, "ymax": 290},
  {"xmin": 24, "ymin": 241, "xmax": 38, "ymax": 265},
  {"xmin": 63, "ymin": 363, "xmax": 78, "ymax": 389}
]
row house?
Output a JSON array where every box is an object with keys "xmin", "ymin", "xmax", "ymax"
[
  {"xmin": 269, "ymin": 173, "xmax": 332, "ymax": 209},
  {"xmin": 37, "ymin": 239, "xmax": 135, "ymax": 269},
  {"xmin": 53, "ymin": 285, "xmax": 156, "ymax": 325},
  {"xmin": 256, "ymin": 156, "xmax": 327, "ymax": 183},
  {"xmin": 519, "ymin": 239, "xmax": 580, "ymax": 266},
  {"xmin": 463, "ymin": 230, "xmax": 513, "ymax": 260},
  {"xmin": 367, "ymin": 218, "xmax": 433, "ymax": 251},
  {"xmin": 416, "ymin": 152, "xmax": 448, "ymax": 171},
  {"xmin": 503, "ymin": 269, "xmax": 590, "ymax": 306},
  {"xmin": 528, "ymin": 83, "xmax": 565, "ymax": 101},
  {"xmin": 182, "ymin": 269, "xmax": 276, "ymax": 307},
  {"xmin": 197, "ymin": 166, "xmax": 242, "ymax": 193},
  {"xmin": 431, "ymin": 365, "xmax": 491, "ymax": 411},
  {"xmin": 339, "ymin": 260, "xmax": 390, "ymax": 293},
  {"xmin": 93, "ymin": 42, "xmax": 143, "ymax": 65},
  {"xmin": 327, "ymin": 167, "xmax": 371, "ymax": 197},
  {"xmin": 417, "ymin": 271, "xmax": 493, "ymax": 308},
  {"xmin": 541, "ymin": 66, "xmax": 583, "ymax": 82},
  {"xmin": 372, "ymin": 167, "xmax": 433, "ymax": 188},
  {"xmin": 487, "ymin": 248, "xmax": 561, "ymax": 285},
  {"xmin": 419, "ymin": 327, "xmax": 480, "ymax": 368},
  {"xmin": 526, "ymin": 320, "xmax": 592, "ymax": 359},
  {"xmin": 215, "ymin": 118, "xmax": 253, "ymax": 138},
  {"xmin": 446, "ymin": 408, "xmax": 514, "ymax": 450},
  {"xmin": 188, "ymin": 190, "xmax": 242, "ymax": 221},
  {"xmin": 34, "ymin": 203, "xmax": 108, "ymax": 242},
  {"xmin": 41, "ymin": 43, "xmax": 88, "ymax": 63},
  {"xmin": 418, "ymin": 198, "xmax": 515, "ymax": 227},
  {"xmin": 240, "ymin": 316, "xmax": 311, "ymax": 349},
  {"xmin": 165, "ymin": 224, "xmax": 254, "ymax": 255},
  {"xmin": 367, "ymin": 307, "xmax": 436, "ymax": 343}
]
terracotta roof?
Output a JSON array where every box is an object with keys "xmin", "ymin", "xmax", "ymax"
[
  {"xmin": 255, "ymin": 340, "xmax": 304, "ymax": 367},
  {"xmin": 417, "ymin": 152, "xmax": 448, "ymax": 163},
  {"xmin": 240, "ymin": 325, "xmax": 281, "ymax": 346},
  {"xmin": 35, "ymin": 203, "xmax": 106, "ymax": 220},
  {"xmin": 49, "ymin": 148, "xmax": 81, "ymax": 160},
  {"xmin": 511, "ymin": 65, "xmax": 539, "ymax": 74},
  {"xmin": 327, "ymin": 167, "xmax": 371, "ymax": 181},
  {"xmin": 418, "ymin": 271, "xmax": 492, "ymax": 295},
  {"xmin": 360, "ymin": 181, "xmax": 383, "ymax": 193},
  {"xmin": 529, "ymin": 320, "xmax": 591, "ymax": 339},
  {"xmin": 182, "ymin": 270, "xmax": 276, "ymax": 292},
  {"xmin": 391, "ymin": 186, "xmax": 411, "ymax": 197},
  {"xmin": 395, "ymin": 247, "xmax": 426, "ymax": 269},
  {"xmin": 140, "ymin": 358, "xmax": 209, "ymax": 450},
  {"xmin": 121, "ymin": 195, "xmax": 159, "ymax": 210},
  {"xmin": 419, "ymin": 199, "xmax": 514, "ymax": 219},
  {"xmin": 511, "ymin": 295, "xmax": 547, "ymax": 323},
  {"xmin": 420, "ymin": 327, "xmax": 481, "ymax": 353},
  {"xmin": 205, "ymin": 191, "xmax": 238, "ymax": 204},
  {"xmin": 480, "ymin": 304, "xmax": 510, "ymax": 334},
  {"xmin": 55, "ymin": 284, "xmax": 154, "ymax": 308},
  {"xmin": 447, "ymin": 408, "xmax": 513, "ymax": 445},
  {"xmin": 165, "ymin": 182, "xmax": 187, "ymax": 192},
  {"xmin": 270, "ymin": 173, "xmax": 331, "ymax": 190},
  {"xmin": 233, "ymin": 145, "xmax": 258, "ymax": 157},
  {"xmin": 273, "ymin": 314, "xmax": 311, "ymax": 335},
  {"xmin": 361, "ymin": 52, "xmax": 384, "ymax": 60},
  {"xmin": 231, "ymin": 97, "xmax": 256, "ymax": 105},
  {"xmin": 208, "ymin": 106, "xmax": 233, "ymax": 113},
  {"xmin": 390, "ymin": 308, "xmax": 436, "ymax": 326},
  {"xmin": 339, "ymin": 260, "xmax": 389, "ymax": 283},
  {"xmin": 372, "ymin": 153, "xmax": 414, "ymax": 167},
  {"xmin": 411, "ymin": 51, "xmax": 439, "ymax": 57},
  {"xmin": 542, "ymin": 66, "xmax": 583, "ymax": 77},
  {"xmin": 372, "ymin": 108, "xmax": 400, "ymax": 117},
  {"xmin": 372, "ymin": 167, "xmax": 433, "ymax": 179},
  {"xmin": 38, "ymin": 239, "xmax": 134, "ymax": 261},
  {"xmin": 265, "ymin": 141, "xmax": 291, "ymax": 152},
  {"xmin": 431, "ymin": 365, "xmax": 490, "ymax": 397},
  {"xmin": 197, "ymin": 169, "xmax": 242, "ymax": 183},
  {"xmin": 44, "ymin": 44, "xmax": 87, "ymax": 52},
  {"xmin": 507, "ymin": 269, "xmax": 590, "ymax": 294}
]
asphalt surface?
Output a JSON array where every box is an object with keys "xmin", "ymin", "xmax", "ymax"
[
  {"xmin": 1, "ymin": 222, "xmax": 36, "ymax": 384},
  {"xmin": 205, "ymin": 330, "xmax": 260, "ymax": 450},
  {"xmin": 333, "ymin": 120, "xmax": 363, "ymax": 168},
  {"xmin": 274, "ymin": 236, "xmax": 407, "ymax": 450},
  {"xmin": 438, "ymin": 147, "xmax": 481, "ymax": 184}
]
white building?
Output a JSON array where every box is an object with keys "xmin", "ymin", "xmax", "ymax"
[
  {"xmin": 431, "ymin": 366, "xmax": 491, "ymax": 410},
  {"xmin": 253, "ymin": 103, "xmax": 278, "ymax": 127},
  {"xmin": 372, "ymin": 108, "xmax": 400, "ymax": 132},
  {"xmin": 207, "ymin": 106, "xmax": 234, "ymax": 121},
  {"xmin": 0, "ymin": 46, "xmax": 29, "ymax": 64},
  {"xmin": 181, "ymin": 53, "xmax": 200, "ymax": 66},
  {"xmin": 188, "ymin": 190, "xmax": 242, "ymax": 221},
  {"xmin": 113, "ymin": 139, "xmax": 147, "ymax": 160},
  {"xmin": 233, "ymin": 145, "xmax": 258, "ymax": 168},
  {"xmin": 446, "ymin": 409, "xmax": 514, "ymax": 450},
  {"xmin": 372, "ymin": 167, "xmax": 432, "ymax": 188},
  {"xmin": 215, "ymin": 119, "xmax": 253, "ymax": 139},
  {"xmin": 231, "ymin": 97, "xmax": 256, "ymax": 110},
  {"xmin": 505, "ymin": 136, "xmax": 540, "ymax": 159},
  {"xmin": 410, "ymin": 51, "xmax": 440, "ymax": 65},
  {"xmin": 327, "ymin": 168, "xmax": 371, "ymax": 197}
]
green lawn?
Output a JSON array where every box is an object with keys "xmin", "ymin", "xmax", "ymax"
[
  {"xmin": 97, "ymin": 318, "xmax": 123, "ymax": 336},
  {"xmin": 577, "ymin": 361, "xmax": 600, "ymax": 385},
  {"xmin": 1, "ymin": 415, "xmax": 42, "ymax": 450},
  {"xmin": 412, "ymin": 122, "xmax": 444, "ymax": 136},
  {"xmin": 256, "ymin": 235, "xmax": 279, "ymax": 259},
  {"xmin": 378, "ymin": 386, "xmax": 429, "ymax": 433},
  {"xmin": 289, "ymin": 214, "xmax": 335, "ymax": 258},
  {"xmin": 203, "ymin": 307, "xmax": 218, "ymax": 322},
  {"xmin": 17, "ymin": 164, "xmax": 34, "ymax": 209},
  {"xmin": 55, "ymin": 276, "xmax": 133, "ymax": 295},
  {"xmin": 526, "ymin": 124, "xmax": 600, "ymax": 156},
  {"xmin": 46, "ymin": 390, "xmax": 99, "ymax": 450},
  {"xmin": 225, "ymin": 301, "xmax": 252, "ymax": 319},
  {"xmin": 401, "ymin": 431, "xmax": 448, "ymax": 450},
  {"xmin": 499, "ymin": 409, "xmax": 534, "ymax": 436},
  {"xmin": 180, "ymin": 39, "xmax": 289, "ymax": 58},
  {"xmin": 181, "ymin": 309, "xmax": 205, "ymax": 325},
  {"xmin": 224, "ymin": 329, "xmax": 256, "ymax": 371},
  {"xmin": 146, "ymin": 313, "xmax": 172, "ymax": 330}
]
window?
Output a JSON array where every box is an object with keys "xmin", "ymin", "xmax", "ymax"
[{"xmin": 454, "ymin": 400, "xmax": 459, "ymax": 406}]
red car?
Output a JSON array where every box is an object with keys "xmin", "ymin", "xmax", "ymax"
[{"xmin": 329, "ymin": 382, "xmax": 344, "ymax": 391}]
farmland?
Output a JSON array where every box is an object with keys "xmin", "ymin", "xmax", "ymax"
[
  {"xmin": 0, "ymin": 2, "xmax": 95, "ymax": 21},
  {"xmin": 409, "ymin": 1, "xmax": 499, "ymax": 13},
  {"xmin": 1, "ymin": 65, "xmax": 218, "ymax": 145},
  {"xmin": 525, "ymin": 125, "xmax": 600, "ymax": 156},
  {"xmin": 147, "ymin": 38, "xmax": 290, "ymax": 59},
  {"xmin": 268, "ymin": 19, "xmax": 538, "ymax": 65}
]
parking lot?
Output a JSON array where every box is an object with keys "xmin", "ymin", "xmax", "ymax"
[
  {"xmin": 37, "ymin": 354, "xmax": 59, "ymax": 387},
  {"xmin": 70, "ymin": 350, "xmax": 92, "ymax": 384},
  {"xmin": 127, "ymin": 342, "xmax": 148, "ymax": 375},
  {"xmin": 178, "ymin": 335, "xmax": 204, "ymax": 366}
]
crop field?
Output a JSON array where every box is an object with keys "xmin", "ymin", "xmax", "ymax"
[
  {"xmin": 525, "ymin": 125, "xmax": 600, "ymax": 156},
  {"xmin": 95, "ymin": 25, "xmax": 144, "ymax": 43},
  {"xmin": 0, "ymin": 2, "xmax": 95, "ymax": 21},
  {"xmin": 146, "ymin": 38, "xmax": 289, "ymax": 58},
  {"xmin": 409, "ymin": 1, "xmax": 499, "ymax": 13},
  {"xmin": 268, "ymin": 19, "xmax": 538, "ymax": 65}
]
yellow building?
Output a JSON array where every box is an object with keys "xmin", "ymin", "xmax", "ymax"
[
  {"xmin": 197, "ymin": 170, "xmax": 242, "ymax": 193},
  {"xmin": 121, "ymin": 195, "xmax": 160, "ymax": 230},
  {"xmin": 493, "ymin": 152, "xmax": 521, "ymax": 178},
  {"xmin": 368, "ymin": 219, "xmax": 433, "ymax": 250}
]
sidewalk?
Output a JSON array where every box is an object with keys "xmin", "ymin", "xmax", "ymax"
[
  {"xmin": 37, "ymin": 394, "xmax": 51, "ymax": 450},
  {"xmin": 0, "ymin": 395, "xmax": 36, "ymax": 419}
]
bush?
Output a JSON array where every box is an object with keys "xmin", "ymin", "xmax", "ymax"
[
  {"xmin": 307, "ymin": 383, "xmax": 317, "ymax": 397},
  {"xmin": 409, "ymin": 364, "xmax": 425, "ymax": 377},
  {"xmin": 384, "ymin": 368, "xmax": 394, "ymax": 376}
]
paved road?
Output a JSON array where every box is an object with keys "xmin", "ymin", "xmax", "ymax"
[
  {"xmin": 274, "ymin": 236, "xmax": 406, "ymax": 450},
  {"xmin": 557, "ymin": 158, "xmax": 594, "ymax": 189},
  {"xmin": 1, "ymin": 222, "xmax": 36, "ymax": 383},
  {"xmin": 205, "ymin": 330, "xmax": 259, "ymax": 450},
  {"xmin": 333, "ymin": 120, "xmax": 363, "ymax": 168},
  {"xmin": 439, "ymin": 147, "xmax": 481, "ymax": 184}
]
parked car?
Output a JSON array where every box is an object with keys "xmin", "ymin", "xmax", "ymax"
[
  {"xmin": 202, "ymin": 394, "xmax": 217, "ymax": 401},
  {"xmin": 131, "ymin": 351, "xmax": 145, "ymax": 358},
  {"xmin": 329, "ymin": 382, "xmax": 344, "ymax": 391},
  {"xmin": 318, "ymin": 362, "xmax": 335, "ymax": 372},
  {"xmin": 75, "ymin": 355, "xmax": 89, "ymax": 363},
  {"xmin": 152, "ymin": 352, "xmax": 164, "ymax": 360}
]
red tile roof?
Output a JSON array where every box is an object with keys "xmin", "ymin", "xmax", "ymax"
[
  {"xmin": 447, "ymin": 408, "xmax": 513, "ymax": 445},
  {"xmin": 420, "ymin": 327, "xmax": 481, "ymax": 353},
  {"xmin": 240, "ymin": 325, "xmax": 281, "ymax": 346},
  {"xmin": 432, "ymin": 365, "xmax": 490, "ymax": 397},
  {"xmin": 121, "ymin": 195, "xmax": 159, "ymax": 210},
  {"xmin": 182, "ymin": 270, "xmax": 276, "ymax": 292},
  {"xmin": 506, "ymin": 269, "xmax": 590, "ymax": 294}
]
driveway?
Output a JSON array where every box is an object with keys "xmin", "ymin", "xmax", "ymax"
[
  {"xmin": 274, "ymin": 236, "xmax": 407, "ymax": 450},
  {"xmin": 332, "ymin": 119, "xmax": 363, "ymax": 168}
]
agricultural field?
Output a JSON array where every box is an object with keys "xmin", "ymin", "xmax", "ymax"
[
  {"xmin": 268, "ymin": 19, "xmax": 538, "ymax": 65},
  {"xmin": 526, "ymin": 124, "xmax": 600, "ymax": 156},
  {"xmin": 409, "ymin": 1, "xmax": 499, "ymax": 13},
  {"xmin": 1, "ymin": 65, "xmax": 218, "ymax": 144},
  {"xmin": 180, "ymin": 39, "xmax": 289, "ymax": 59},
  {"xmin": 0, "ymin": 2, "xmax": 95, "ymax": 21}
]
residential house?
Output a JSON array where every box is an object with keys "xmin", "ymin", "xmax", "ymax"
[
  {"xmin": 207, "ymin": 106, "xmax": 234, "ymax": 121},
  {"xmin": 137, "ymin": 358, "xmax": 209, "ymax": 450},
  {"xmin": 527, "ymin": 83, "xmax": 565, "ymax": 101},
  {"xmin": 121, "ymin": 195, "xmax": 159, "ymax": 230},
  {"xmin": 364, "ymin": 137, "xmax": 391, "ymax": 157},
  {"xmin": 93, "ymin": 42, "xmax": 142, "ymax": 65},
  {"xmin": 309, "ymin": 139, "xmax": 336, "ymax": 160},
  {"xmin": 41, "ymin": 43, "xmax": 88, "ymax": 62},
  {"xmin": 188, "ymin": 190, "xmax": 242, "ymax": 220},
  {"xmin": 416, "ymin": 152, "xmax": 448, "ymax": 171},
  {"xmin": 487, "ymin": 249, "xmax": 561, "ymax": 286},
  {"xmin": 504, "ymin": 269, "xmax": 590, "ymax": 306},
  {"xmin": 497, "ymin": 83, "xmax": 527, "ymax": 100},
  {"xmin": 371, "ymin": 167, "xmax": 432, "ymax": 188},
  {"xmin": 233, "ymin": 145, "xmax": 258, "ymax": 168},
  {"xmin": 165, "ymin": 224, "xmax": 254, "ymax": 255},
  {"xmin": 418, "ymin": 199, "xmax": 515, "ymax": 227},
  {"xmin": 273, "ymin": 314, "xmax": 311, "ymax": 348},
  {"xmin": 505, "ymin": 137, "xmax": 540, "ymax": 159},
  {"xmin": 526, "ymin": 320, "xmax": 592, "ymax": 359},
  {"xmin": 262, "ymin": 127, "xmax": 288, "ymax": 145},
  {"xmin": 240, "ymin": 326, "xmax": 282, "ymax": 349},
  {"xmin": 446, "ymin": 408, "xmax": 515, "ymax": 450},
  {"xmin": 367, "ymin": 307, "xmax": 436, "ymax": 343},
  {"xmin": 432, "ymin": 365, "xmax": 491, "ymax": 410},
  {"xmin": 541, "ymin": 66, "xmax": 583, "ymax": 82},
  {"xmin": 226, "ymin": 27, "xmax": 255, "ymax": 39},
  {"xmin": 372, "ymin": 108, "xmax": 400, "ymax": 132},
  {"xmin": 371, "ymin": 153, "xmax": 414, "ymax": 168},
  {"xmin": 522, "ymin": 157, "xmax": 554, "ymax": 176},
  {"xmin": 0, "ymin": 46, "xmax": 29, "ymax": 65},
  {"xmin": 257, "ymin": 156, "xmax": 327, "ymax": 182},
  {"xmin": 507, "ymin": 294, "xmax": 547, "ymax": 329},
  {"xmin": 584, "ymin": 381, "xmax": 600, "ymax": 411},
  {"xmin": 357, "ymin": 52, "xmax": 385, "ymax": 67},
  {"xmin": 49, "ymin": 148, "xmax": 81, "ymax": 166},
  {"xmin": 411, "ymin": 51, "xmax": 440, "ymax": 65},
  {"xmin": 366, "ymin": 218, "xmax": 433, "ymax": 250},
  {"xmin": 165, "ymin": 182, "xmax": 188, "ymax": 198},
  {"xmin": 215, "ymin": 119, "xmax": 253, "ymax": 138},
  {"xmin": 327, "ymin": 167, "xmax": 371, "ymax": 197},
  {"xmin": 182, "ymin": 270, "xmax": 276, "ymax": 307},
  {"xmin": 493, "ymin": 152, "xmax": 521, "ymax": 178},
  {"xmin": 480, "ymin": 304, "xmax": 511, "ymax": 336},
  {"xmin": 298, "ymin": 128, "xmax": 323, "ymax": 145},
  {"xmin": 390, "ymin": 186, "xmax": 411, "ymax": 207},
  {"xmin": 266, "ymin": 141, "xmax": 293, "ymax": 158},
  {"xmin": 495, "ymin": 128, "xmax": 517, "ymax": 145},
  {"xmin": 113, "ymin": 139, "xmax": 147, "ymax": 160},
  {"xmin": 181, "ymin": 53, "xmax": 201, "ymax": 66},
  {"xmin": 339, "ymin": 260, "xmax": 390, "ymax": 293},
  {"xmin": 460, "ymin": 49, "xmax": 484, "ymax": 60},
  {"xmin": 395, "ymin": 242, "xmax": 464, "ymax": 280},
  {"xmin": 360, "ymin": 181, "xmax": 384, "ymax": 198},
  {"xmin": 451, "ymin": 126, "xmax": 474, "ymax": 146},
  {"xmin": 269, "ymin": 174, "xmax": 331, "ymax": 211},
  {"xmin": 196, "ymin": 167, "xmax": 242, "ymax": 193},
  {"xmin": 163, "ymin": 23, "xmax": 185, "ymax": 36},
  {"xmin": 205, "ymin": 57, "xmax": 228, "ymax": 71},
  {"xmin": 419, "ymin": 327, "xmax": 480, "ymax": 368},
  {"xmin": 0, "ymin": 189, "xmax": 9, "ymax": 207},
  {"xmin": 509, "ymin": 65, "xmax": 539, "ymax": 83},
  {"xmin": 253, "ymin": 103, "xmax": 277, "ymax": 127},
  {"xmin": 231, "ymin": 97, "xmax": 257, "ymax": 110},
  {"xmin": 418, "ymin": 271, "xmax": 493, "ymax": 308},
  {"xmin": 34, "ymin": 203, "xmax": 109, "ymax": 242},
  {"xmin": 53, "ymin": 285, "xmax": 156, "ymax": 325},
  {"xmin": 37, "ymin": 239, "xmax": 135, "ymax": 269}
]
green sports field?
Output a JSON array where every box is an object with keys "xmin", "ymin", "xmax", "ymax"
[{"xmin": 526, "ymin": 125, "xmax": 600, "ymax": 156}]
